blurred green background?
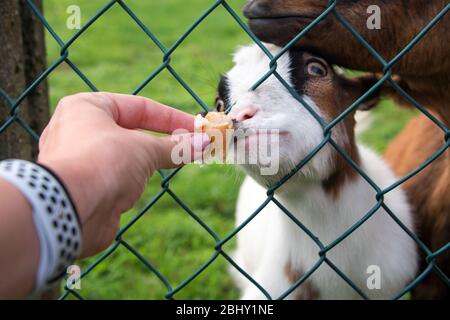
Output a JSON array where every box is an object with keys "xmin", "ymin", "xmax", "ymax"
[{"xmin": 43, "ymin": 0, "xmax": 416, "ymax": 299}]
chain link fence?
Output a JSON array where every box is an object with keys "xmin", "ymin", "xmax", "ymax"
[{"xmin": 1, "ymin": 0, "xmax": 449, "ymax": 299}]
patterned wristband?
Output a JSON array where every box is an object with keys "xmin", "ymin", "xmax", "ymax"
[{"xmin": 0, "ymin": 159, "xmax": 82, "ymax": 294}]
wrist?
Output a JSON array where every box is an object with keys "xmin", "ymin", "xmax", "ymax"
[
  {"xmin": 0, "ymin": 178, "xmax": 40, "ymax": 298},
  {"xmin": 0, "ymin": 160, "xmax": 82, "ymax": 295},
  {"xmin": 37, "ymin": 158, "xmax": 99, "ymax": 226}
]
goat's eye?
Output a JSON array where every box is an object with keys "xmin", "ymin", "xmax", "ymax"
[
  {"xmin": 307, "ymin": 61, "xmax": 327, "ymax": 77},
  {"xmin": 215, "ymin": 97, "xmax": 225, "ymax": 112}
]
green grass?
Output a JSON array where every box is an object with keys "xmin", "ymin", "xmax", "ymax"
[{"xmin": 42, "ymin": 0, "xmax": 416, "ymax": 299}]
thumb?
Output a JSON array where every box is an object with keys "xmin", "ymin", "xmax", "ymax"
[{"xmin": 146, "ymin": 132, "xmax": 211, "ymax": 169}]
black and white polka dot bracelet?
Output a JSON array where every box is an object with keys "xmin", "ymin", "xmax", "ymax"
[{"xmin": 0, "ymin": 159, "xmax": 82, "ymax": 295}]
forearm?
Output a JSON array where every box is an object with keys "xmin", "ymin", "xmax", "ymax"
[{"xmin": 0, "ymin": 178, "xmax": 40, "ymax": 299}]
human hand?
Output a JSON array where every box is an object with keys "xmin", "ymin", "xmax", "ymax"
[{"xmin": 38, "ymin": 92, "xmax": 209, "ymax": 257}]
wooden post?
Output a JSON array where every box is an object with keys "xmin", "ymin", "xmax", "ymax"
[
  {"xmin": 0, "ymin": 0, "xmax": 57, "ymax": 299},
  {"xmin": 0, "ymin": 0, "xmax": 49, "ymax": 160}
]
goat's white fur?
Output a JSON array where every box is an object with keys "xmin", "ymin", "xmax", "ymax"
[{"xmin": 226, "ymin": 44, "xmax": 418, "ymax": 300}]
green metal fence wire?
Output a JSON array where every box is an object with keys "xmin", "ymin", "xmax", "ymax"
[{"xmin": 1, "ymin": 0, "xmax": 449, "ymax": 299}]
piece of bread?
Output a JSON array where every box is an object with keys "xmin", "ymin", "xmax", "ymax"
[
  {"xmin": 196, "ymin": 112, "xmax": 233, "ymax": 139},
  {"xmin": 195, "ymin": 112, "xmax": 234, "ymax": 161}
]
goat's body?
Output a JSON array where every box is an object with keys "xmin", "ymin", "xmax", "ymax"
[
  {"xmin": 231, "ymin": 146, "xmax": 418, "ymax": 300},
  {"xmin": 386, "ymin": 114, "xmax": 450, "ymax": 299}
]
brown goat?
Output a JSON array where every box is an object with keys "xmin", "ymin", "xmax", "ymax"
[{"xmin": 243, "ymin": 0, "xmax": 449, "ymax": 299}]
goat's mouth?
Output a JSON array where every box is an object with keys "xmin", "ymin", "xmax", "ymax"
[
  {"xmin": 247, "ymin": 15, "xmax": 315, "ymax": 22},
  {"xmin": 243, "ymin": 0, "xmax": 327, "ymax": 45},
  {"xmin": 247, "ymin": 16, "xmax": 316, "ymax": 46},
  {"xmin": 231, "ymin": 125, "xmax": 289, "ymax": 136},
  {"xmin": 228, "ymin": 129, "xmax": 289, "ymax": 178},
  {"xmin": 232, "ymin": 129, "xmax": 290, "ymax": 141},
  {"xmin": 230, "ymin": 129, "xmax": 290, "ymax": 155}
]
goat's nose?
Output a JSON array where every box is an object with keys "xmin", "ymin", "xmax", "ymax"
[{"xmin": 230, "ymin": 106, "xmax": 258, "ymax": 122}]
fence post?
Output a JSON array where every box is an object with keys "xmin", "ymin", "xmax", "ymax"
[
  {"xmin": 0, "ymin": 0, "xmax": 49, "ymax": 160},
  {"xmin": 0, "ymin": 0, "xmax": 56, "ymax": 299}
]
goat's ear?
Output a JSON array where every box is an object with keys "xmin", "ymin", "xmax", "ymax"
[
  {"xmin": 344, "ymin": 74, "xmax": 404, "ymax": 111},
  {"xmin": 342, "ymin": 74, "xmax": 382, "ymax": 111}
]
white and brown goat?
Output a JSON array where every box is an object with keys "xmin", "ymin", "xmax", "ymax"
[{"xmin": 217, "ymin": 44, "xmax": 417, "ymax": 299}]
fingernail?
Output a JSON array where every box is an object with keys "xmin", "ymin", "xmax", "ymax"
[{"xmin": 192, "ymin": 132, "xmax": 210, "ymax": 152}]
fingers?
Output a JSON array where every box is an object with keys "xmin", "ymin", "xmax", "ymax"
[
  {"xmin": 98, "ymin": 92, "xmax": 195, "ymax": 133},
  {"xmin": 58, "ymin": 92, "xmax": 194, "ymax": 133},
  {"xmin": 141, "ymin": 132, "xmax": 210, "ymax": 169}
]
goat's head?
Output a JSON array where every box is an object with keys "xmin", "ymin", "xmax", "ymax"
[
  {"xmin": 242, "ymin": 0, "xmax": 445, "ymax": 74},
  {"xmin": 217, "ymin": 44, "xmax": 380, "ymax": 186}
]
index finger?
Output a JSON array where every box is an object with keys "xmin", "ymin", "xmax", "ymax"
[{"xmin": 93, "ymin": 92, "xmax": 195, "ymax": 133}]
